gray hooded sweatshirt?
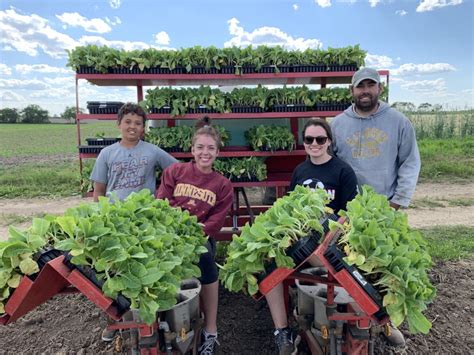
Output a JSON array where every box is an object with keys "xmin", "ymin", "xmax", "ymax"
[{"xmin": 330, "ymin": 102, "xmax": 420, "ymax": 207}]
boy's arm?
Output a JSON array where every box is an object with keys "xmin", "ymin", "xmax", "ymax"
[
  {"xmin": 93, "ymin": 182, "xmax": 107, "ymax": 202},
  {"xmin": 155, "ymin": 147, "xmax": 178, "ymax": 169}
]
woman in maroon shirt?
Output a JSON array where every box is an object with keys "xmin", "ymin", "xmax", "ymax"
[{"xmin": 156, "ymin": 117, "xmax": 233, "ymax": 355}]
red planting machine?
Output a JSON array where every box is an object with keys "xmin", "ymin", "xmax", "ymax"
[
  {"xmin": 256, "ymin": 215, "xmax": 390, "ymax": 355},
  {"xmin": 1, "ymin": 215, "xmax": 390, "ymax": 354},
  {"xmin": 0, "ymin": 252, "xmax": 203, "ymax": 354}
]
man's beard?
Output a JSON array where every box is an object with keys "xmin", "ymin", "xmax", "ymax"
[{"xmin": 354, "ymin": 94, "xmax": 379, "ymax": 112}]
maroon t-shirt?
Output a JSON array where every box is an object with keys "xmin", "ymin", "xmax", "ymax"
[{"xmin": 156, "ymin": 161, "xmax": 233, "ymax": 238}]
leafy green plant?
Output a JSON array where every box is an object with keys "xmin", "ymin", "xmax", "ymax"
[
  {"xmin": 336, "ymin": 186, "xmax": 436, "ymax": 334},
  {"xmin": 220, "ymin": 186, "xmax": 329, "ymax": 295},
  {"xmin": 0, "ymin": 219, "xmax": 51, "ymax": 313},
  {"xmin": 213, "ymin": 157, "xmax": 267, "ymax": 181},
  {"xmin": 48, "ymin": 190, "xmax": 208, "ymax": 324},
  {"xmin": 66, "ymin": 45, "xmax": 368, "ymax": 75},
  {"xmin": 245, "ymin": 125, "xmax": 295, "ymax": 152},
  {"xmin": 80, "ymin": 159, "xmax": 95, "ymax": 195},
  {"xmin": 145, "ymin": 124, "xmax": 230, "ymax": 151}
]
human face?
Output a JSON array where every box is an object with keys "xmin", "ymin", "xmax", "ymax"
[
  {"xmin": 191, "ymin": 134, "xmax": 219, "ymax": 173},
  {"xmin": 351, "ymin": 79, "xmax": 382, "ymax": 113},
  {"xmin": 118, "ymin": 113, "xmax": 145, "ymax": 145},
  {"xmin": 303, "ymin": 125, "xmax": 331, "ymax": 164}
]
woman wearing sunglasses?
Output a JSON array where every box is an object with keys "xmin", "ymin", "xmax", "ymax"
[
  {"xmin": 289, "ymin": 118, "xmax": 358, "ymax": 213},
  {"xmin": 268, "ymin": 118, "xmax": 358, "ymax": 355}
]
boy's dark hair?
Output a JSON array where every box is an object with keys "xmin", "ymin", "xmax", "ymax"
[
  {"xmin": 302, "ymin": 118, "xmax": 333, "ymax": 142},
  {"xmin": 192, "ymin": 116, "xmax": 222, "ymax": 148},
  {"xmin": 117, "ymin": 103, "xmax": 147, "ymax": 124}
]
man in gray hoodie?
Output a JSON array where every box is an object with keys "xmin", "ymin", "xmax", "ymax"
[
  {"xmin": 331, "ymin": 68, "xmax": 420, "ymax": 347},
  {"xmin": 331, "ymin": 67, "xmax": 420, "ymax": 210}
]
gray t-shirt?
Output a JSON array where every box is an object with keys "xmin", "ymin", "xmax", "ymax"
[{"xmin": 91, "ymin": 140, "xmax": 177, "ymax": 201}]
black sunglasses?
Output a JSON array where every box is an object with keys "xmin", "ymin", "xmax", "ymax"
[{"xmin": 303, "ymin": 135, "xmax": 328, "ymax": 145}]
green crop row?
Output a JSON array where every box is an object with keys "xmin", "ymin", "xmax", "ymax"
[{"xmin": 67, "ymin": 44, "xmax": 366, "ymax": 74}]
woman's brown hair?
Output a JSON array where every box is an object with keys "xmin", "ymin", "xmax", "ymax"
[{"xmin": 192, "ymin": 116, "xmax": 222, "ymax": 148}]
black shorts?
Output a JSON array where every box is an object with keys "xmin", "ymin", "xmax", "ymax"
[{"xmin": 198, "ymin": 238, "xmax": 218, "ymax": 285}]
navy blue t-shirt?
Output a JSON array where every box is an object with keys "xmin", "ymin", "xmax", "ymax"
[{"xmin": 289, "ymin": 156, "xmax": 358, "ymax": 213}]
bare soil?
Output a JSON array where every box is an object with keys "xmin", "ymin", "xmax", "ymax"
[
  {"xmin": 0, "ymin": 259, "xmax": 471, "ymax": 354},
  {"xmin": 0, "ymin": 182, "xmax": 473, "ymax": 354}
]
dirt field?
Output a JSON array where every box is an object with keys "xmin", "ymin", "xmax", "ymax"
[
  {"xmin": 2, "ymin": 182, "xmax": 474, "ymax": 239},
  {"xmin": 0, "ymin": 182, "xmax": 473, "ymax": 354}
]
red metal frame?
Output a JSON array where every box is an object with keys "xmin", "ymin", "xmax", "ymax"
[
  {"xmin": 252, "ymin": 218, "xmax": 389, "ymax": 354},
  {"xmin": 75, "ymin": 70, "xmax": 390, "ymax": 238},
  {"xmin": 255, "ymin": 217, "xmax": 389, "ymax": 320},
  {"xmin": 0, "ymin": 256, "xmax": 123, "ymax": 325},
  {"xmin": 76, "ymin": 71, "xmax": 389, "ymax": 87}
]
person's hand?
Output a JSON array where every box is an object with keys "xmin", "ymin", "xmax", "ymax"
[{"xmin": 389, "ymin": 201, "xmax": 400, "ymax": 210}]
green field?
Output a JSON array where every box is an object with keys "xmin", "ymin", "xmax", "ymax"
[
  {"xmin": 0, "ymin": 122, "xmax": 118, "ymax": 157},
  {"xmin": 0, "ymin": 118, "xmax": 473, "ymax": 198}
]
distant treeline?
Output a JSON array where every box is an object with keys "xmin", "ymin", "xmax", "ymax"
[{"xmin": 0, "ymin": 105, "xmax": 79, "ymax": 124}]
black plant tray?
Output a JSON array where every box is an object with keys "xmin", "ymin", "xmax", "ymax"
[
  {"xmin": 63, "ymin": 252, "xmax": 131, "ymax": 314},
  {"xmin": 314, "ymin": 103, "xmax": 351, "ymax": 111},
  {"xmin": 229, "ymin": 176, "xmax": 260, "ymax": 183},
  {"xmin": 256, "ymin": 260, "xmax": 278, "ymax": 284},
  {"xmin": 86, "ymin": 137, "xmax": 120, "ymax": 146},
  {"xmin": 188, "ymin": 66, "xmax": 219, "ymax": 74},
  {"xmin": 231, "ymin": 105, "xmax": 265, "ymax": 113},
  {"xmin": 272, "ymin": 104, "xmax": 307, "ymax": 112},
  {"xmin": 323, "ymin": 243, "xmax": 387, "ymax": 320},
  {"xmin": 327, "ymin": 64, "xmax": 358, "ymax": 72},
  {"xmin": 220, "ymin": 65, "xmax": 235, "ymax": 74},
  {"xmin": 28, "ymin": 248, "xmax": 64, "ymax": 281},
  {"xmin": 111, "ymin": 67, "xmax": 148, "ymax": 74},
  {"xmin": 87, "ymin": 101, "xmax": 124, "ymax": 114},
  {"xmin": 79, "ymin": 145, "xmax": 104, "ymax": 154},
  {"xmin": 187, "ymin": 106, "xmax": 218, "ymax": 114},
  {"xmin": 150, "ymin": 106, "xmax": 171, "ymax": 114},
  {"xmin": 286, "ymin": 232, "xmax": 321, "ymax": 266},
  {"xmin": 147, "ymin": 67, "xmax": 185, "ymax": 74},
  {"xmin": 292, "ymin": 64, "xmax": 327, "ymax": 73},
  {"xmin": 77, "ymin": 66, "xmax": 104, "ymax": 74},
  {"xmin": 162, "ymin": 146, "xmax": 185, "ymax": 153}
]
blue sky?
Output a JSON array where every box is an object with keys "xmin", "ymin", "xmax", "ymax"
[{"xmin": 0, "ymin": 0, "xmax": 472, "ymax": 115}]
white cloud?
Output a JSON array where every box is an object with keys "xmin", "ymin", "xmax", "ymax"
[
  {"xmin": 369, "ymin": 0, "xmax": 381, "ymax": 7},
  {"xmin": 105, "ymin": 16, "xmax": 121, "ymax": 26},
  {"xmin": 224, "ymin": 18, "xmax": 323, "ymax": 50},
  {"xmin": 155, "ymin": 31, "xmax": 170, "ymax": 46},
  {"xmin": 365, "ymin": 54, "xmax": 395, "ymax": 69},
  {"xmin": 395, "ymin": 10, "xmax": 408, "ymax": 16},
  {"xmin": 416, "ymin": 0, "xmax": 462, "ymax": 12},
  {"xmin": 0, "ymin": 63, "xmax": 12, "ymax": 75},
  {"xmin": 392, "ymin": 63, "xmax": 456, "ymax": 76},
  {"xmin": 0, "ymin": 7, "xmax": 78, "ymax": 58},
  {"xmin": 109, "ymin": 0, "xmax": 121, "ymax": 9},
  {"xmin": 43, "ymin": 76, "xmax": 75, "ymax": 88},
  {"xmin": 399, "ymin": 78, "xmax": 447, "ymax": 93},
  {"xmin": 293, "ymin": 4, "xmax": 299, "ymax": 10},
  {"xmin": 15, "ymin": 64, "xmax": 72, "ymax": 75},
  {"xmin": 56, "ymin": 12, "xmax": 111, "ymax": 33},
  {"xmin": 0, "ymin": 78, "xmax": 49, "ymax": 90},
  {"xmin": 30, "ymin": 87, "xmax": 71, "ymax": 98},
  {"xmin": 315, "ymin": 0, "xmax": 331, "ymax": 8},
  {"xmin": 1, "ymin": 90, "xmax": 24, "ymax": 101}
]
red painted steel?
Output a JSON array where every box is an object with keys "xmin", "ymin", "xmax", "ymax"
[{"xmin": 1, "ymin": 255, "xmax": 124, "ymax": 325}]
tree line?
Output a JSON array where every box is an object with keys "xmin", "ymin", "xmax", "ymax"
[{"xmin": 0, "ymin": 105, "xmax": 81, "ymax": 124}]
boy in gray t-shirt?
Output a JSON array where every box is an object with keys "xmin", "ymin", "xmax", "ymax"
[{"xmin": 90, "ymin": 103, "xmax": 177, "ymax": 202}]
